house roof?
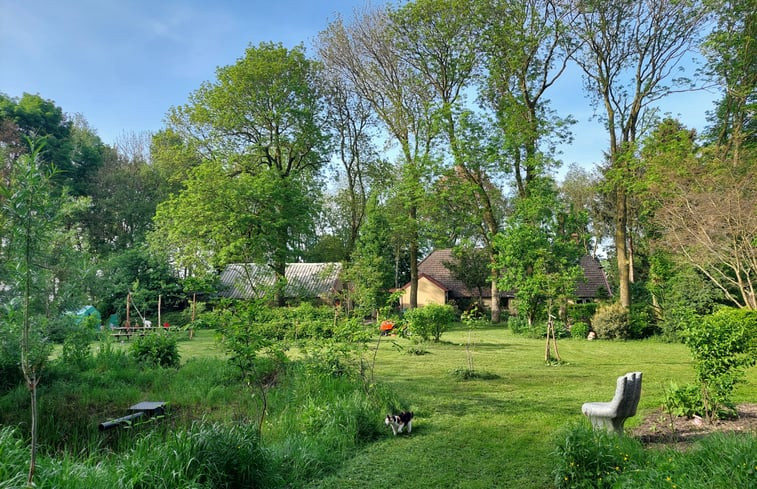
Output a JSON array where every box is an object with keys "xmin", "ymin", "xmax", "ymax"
[
  {"xmin": 416, "ymin": 249, "xmax": 499, "ymax": 298},
  {"xmin": 576, "ymin": 255, "xmax": 612, "ymax": 298},
  {"xmin": 408, "ymin": 249, "xmax": 611, "ymax": 299},
  {"xmin": 219, "ymin": 262, "xmax": 342, "ymax": 299}
]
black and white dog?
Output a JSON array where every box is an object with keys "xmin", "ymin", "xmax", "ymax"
[{"xmin": 385, "ymin": 411, "xmax": 414, "ymax": 435}]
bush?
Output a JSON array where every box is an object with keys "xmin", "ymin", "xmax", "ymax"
[
  {"xmin": 403, "ymin": 304, "xmax": 456, "ymax": 342},
  {"xmin": 553, "ymin": 422, "xmax": 757, "ymax": 489},
  {"xmin": 567, "ymin": 303, "xmax": 597, "ymax": 326},
  {"xmin": 663, "ymin": 382, "xmax": 702, "ymax": 418},
  {"xmin": 683, "ymin": 308, "xmax": 757, "ymax": 419},
  {"xmin": 507, "ymin": 315, "xmax": 529, "ymax": 335},
  {"xmin": 570, "ymin": 321, "xmax": 590, "ymax": 340},
  {"xmin": 131, "ymin": 333, "xmax": 181, "ymax": 368},
  {"xmin": 61, "ymin": 320, "xmax": 97, "ymax": 370},
  {"xmin": 591, "ymin": 302, "xmax": 631, "ymax": 340}
]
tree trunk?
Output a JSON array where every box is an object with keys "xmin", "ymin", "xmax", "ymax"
[{"xmin": 615, "ymin": 186, "xmax": 631, "ymax": 309}]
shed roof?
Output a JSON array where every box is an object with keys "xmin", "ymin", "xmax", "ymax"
[{"xmin": 219, "ymin": 262, "xmax": 342, "ymax": 299}]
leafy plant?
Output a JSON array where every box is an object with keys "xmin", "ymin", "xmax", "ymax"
[
  {"xmin": 61, "ymin": 320, "xmax": 97, "ymax": 370},
  {"xmin": 570, "ymin": 321, "xmax": 590, "ymax": 340},
  {"xmin": 592, "ymin": 302, "xmax": 631, "ymax": 339},
  {"xmin": 403, "ymin": 304, "xmax": 456, "ymax": 342},
  {"xmin": 683, "ymin": 308, "xmax": 757, "ymax": 420},
  {"xmin": 663, "ymin": 382, "xmax": 702, "ymax": 418},
  {"xmin": 130, "ymin": 333, "xmax": 180, "ymax": 368}
]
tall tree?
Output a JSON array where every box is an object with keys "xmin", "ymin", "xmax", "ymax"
[
  {"xmin": 700, "ymin": 0, "xmax": 756, "ymax": 164},
  {"xmin": 571, "ymin": 0, "xmax": 708, "ymax": 309},
  {"xmin": 319, "ymin": 65, "xmax": 383, "ymax": 260},
  {"xmin": 0, "ymin": 93, "xmax": 73, "ymax": 189},
  {"xmin": 152, "ymin": 43, "xmax": 327, "ymax": 304},
  {"xmin": 318, "ymin": 7, "xmax": 438, "ymax": 308},
  {"xmin": 391, "ymin": 0, "xmax": 516, "ymax": 321},
  {"xmin": 481, "ymin": 0, "xmax": 577, "ymax": 198},
  {"xmin": 642, "ymin": 119, "xmax": 756, "ymax": 309}
]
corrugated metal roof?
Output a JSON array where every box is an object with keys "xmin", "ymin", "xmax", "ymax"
[{"xmin": 219, "ymin": 262, "xmax": 342, "ymax": 299}]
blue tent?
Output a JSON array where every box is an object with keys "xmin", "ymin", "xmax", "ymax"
[{"xmin": 72, "ymin": 305, "xmax": 102, "ymax": 327}]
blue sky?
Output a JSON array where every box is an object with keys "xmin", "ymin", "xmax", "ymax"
[{"xmin": 1, "ymin": 0, "xmax": 718, "ymax": 174}]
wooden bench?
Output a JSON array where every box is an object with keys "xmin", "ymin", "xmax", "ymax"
[{"xmin": 581, "ymin": 371, "xmax": 642, "ymax": 434}]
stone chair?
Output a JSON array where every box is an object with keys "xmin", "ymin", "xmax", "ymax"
[{"xmin": 582, "ymin": 371, "xmax": 642, "ymax": 434}]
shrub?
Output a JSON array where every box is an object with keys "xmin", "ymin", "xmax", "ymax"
[
  {"xmin": 570, "ymin": 321, "xmax": 590, "ymax": 340},
  {"xmin": 591, "ymin": 302, "xmax": 631, "ymax": 340},
  {"xmin": 567, "ymin": 302, "xmax": 597, "ymax": 326},
  {"xmin": 61, "ymin": 320, "xmax": 97, "ymax": 370},
  {"xmin": 403, "ymin": 304, "xmax": 456, "ymax": 342},
  {"xmin": 553, "ymin": 422, "xmax": 757, "ymax": 489},
  {"xmin": 507, "ymin": 315, "xmax": 529, "ymax": 335},
  {"xmin": 683, "ymin": 308, "xmax": 757, "ymax": 419},
  {"xmin": 663, "ymin": 382, "xmax": 702, "ymax": 418},
  {"xmin": 130, "ymin": 333, "xmax": 180, "ymax": 368}
]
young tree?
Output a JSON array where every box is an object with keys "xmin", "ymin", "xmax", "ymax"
[
  {"xmin": 571, "ymin": 0, "xmax": 709, "ymax": 309},
  {"xmin": 0, "ymin": 146, "xmax": 62, "ymax": 485},
  {"xmin": 493, "ymin": 178, "xmax": 586, "ymax": 360},
  {"xmin": 153, "ymin": 43, "xmax": 328, "ymax": 304}
]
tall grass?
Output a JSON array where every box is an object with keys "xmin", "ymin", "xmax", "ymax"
[
  {"xmin": 552, "ymin": 421, "xmax": 756, "ymax": 488},
  {"xmin": 0, "ymin": 330, "xmax": 399, "ymax": 487}
]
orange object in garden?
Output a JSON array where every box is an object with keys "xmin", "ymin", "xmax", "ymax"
[{"xmin": 379, "ymin": 320, "xmax": 394, "ymax": 332}]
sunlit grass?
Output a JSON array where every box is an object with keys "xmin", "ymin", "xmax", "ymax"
[{"xmin": 304, "ymin": 324, "xmax": 756, "ymax": 489}]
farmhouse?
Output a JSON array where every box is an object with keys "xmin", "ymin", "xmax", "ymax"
[
  {"xmin": 219, "ymin": 262, "xmax": 342, "ymax": 302},
  {"xmin": 397, "ymin": 249, "xmax": 611, "ymax": 310}
]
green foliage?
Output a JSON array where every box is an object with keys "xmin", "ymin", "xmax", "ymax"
[
  {"xmin": 553, "ymin": 422, "xmax": 757, "ymax": 489},
  {"xmin": 567, "ymin": 303, "xmax": 598, "ymax": 327},
  {"xmin": 61, "ymin": 320, "xmax": 97, "ymax": 370},
  {"xmin": 493, "ymin": 178, "xmax": 587, "ymax": 325},
  {"xmin": 95, "ymin": 245, "xmax": 185, "ymax": 321},
  {"xmin": 403, "ymin": 304, "xmax": 456, "ymax": 342},
  {"xmin": 153, "ymin": 42, "xmax": 327, "ymax": 288},
  {"xmin": 591, "ymin": 302, "xmax": 631, "ymax": 340},
  {"xmin": 553, "ymin": 421, "xmax": 645, "ymax": 488},
  {"xmin": 683, "ymin": 308, "xmax": 757, "ymax": 419},
  {"xmin": 570, "ymin": 322, "xmax": 590, "ymax": 340},
  {"xmin": 663, "ymin": 382, "xmax": 702, "ymax": 419},
  {"xmin": 130, "ymin": 333, "xmax": 180, "ymax": 368},
  {"xmin": 0, "ymin": 320, "xmax": 22, "ymax": 392}
]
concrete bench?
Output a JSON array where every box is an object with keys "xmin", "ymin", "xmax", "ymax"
[{"xmin": 581, "ymin": 371, "xmax": 642, "ymax": 434}]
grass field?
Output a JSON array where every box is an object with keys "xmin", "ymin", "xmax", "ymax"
[
  {"xmin": 26, "ymin": 326, "xmax": 757, "ymax": 488},
  {"xmin": 297, "ymin": 324, "xmax": 756, "ymax": 488}
]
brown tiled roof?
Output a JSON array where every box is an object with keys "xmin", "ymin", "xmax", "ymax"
[
  {"xmin": 417, "ymin": 249, "xmax": 501, "ymax": 298},
  {"xmin": 576, "ymin": 255, "xmax": 612, "ymax": 298},
  {"xmin": 413, "ymin": 249, "xmax": 611, "ymax": 299},
  {"xmin": 219, "ymin": 262, "xmax": 342, "ymax": 299}
]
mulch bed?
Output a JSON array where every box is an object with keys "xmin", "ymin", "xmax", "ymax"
[{"xmin": 630, "ymin": 403, "xmax": 757, "ymax": 449}]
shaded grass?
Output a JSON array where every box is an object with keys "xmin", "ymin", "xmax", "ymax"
[{"xmin": 304, "ymin": 325, "xmax": 757, "ymax": 489}]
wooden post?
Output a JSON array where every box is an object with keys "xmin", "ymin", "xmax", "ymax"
[
  {"xmin": 158, "ymin": 295, "xmax": 162, "ymax": 328},
  {"xmin": 126, "ymin": 292, "xmax": 131, "ymax": 329}
]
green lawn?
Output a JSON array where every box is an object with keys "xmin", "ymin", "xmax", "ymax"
[{"xmin": 295, "ymin": 325, "xmax": 756, "ymax": 489}]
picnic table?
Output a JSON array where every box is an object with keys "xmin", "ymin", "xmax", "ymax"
[{"xmin": 110, "ymin": 326, "xmax": 154, "ymax": 341}]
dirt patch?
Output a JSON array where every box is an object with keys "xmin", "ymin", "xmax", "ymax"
[{"xmin": 630, "ymin": 403, "xmax": 757, "ymax": 449}]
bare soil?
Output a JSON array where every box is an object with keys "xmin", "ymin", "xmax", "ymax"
[{"xmin": 630, "ymin": 403, "xmax": 757, "ymax": 449}]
